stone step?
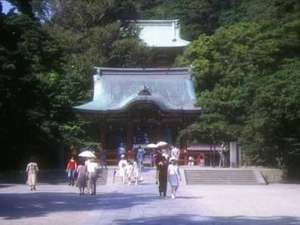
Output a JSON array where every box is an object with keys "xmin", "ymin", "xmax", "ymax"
[
  {"xmin": 185, "ymin": 169, "xmax": 266, "ymax": 185},
  {"xmin": 96, "ymin": 169, "xmax": 108, "ymax": 185}
]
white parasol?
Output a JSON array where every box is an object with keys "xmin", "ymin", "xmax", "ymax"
[
  {"xmin": 146, "ymin": 143, "xmax": 157, "ymax": 148},
  {"xmin": 78, "ymin": 150, "xmax": 96, "ymax": 158},
  {"xmin": 156, "ymin": 141, "xmax": 168, "ymax": 147}
]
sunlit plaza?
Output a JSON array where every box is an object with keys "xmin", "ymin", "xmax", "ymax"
[{"xmin": 1, "ymin": 168, "xmax": 300, "ymax": 225}]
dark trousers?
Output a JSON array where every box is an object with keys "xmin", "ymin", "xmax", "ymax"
[{"xmin": 159, "ymin": 176, "xmax": 167, "ymax": 196}]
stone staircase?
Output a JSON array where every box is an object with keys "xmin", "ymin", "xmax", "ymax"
[
  {"xmin": 96, "ymin": 168, "xmax": 108, "ymax": 185},
  {"xmin": 184, "ymin": 168, "xmax": 266, "ymax": 185}
]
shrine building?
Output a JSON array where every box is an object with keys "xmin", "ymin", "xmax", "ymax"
[{"xmin": 74, "ymin": 20, "xmax": 202, "ymax": 163}]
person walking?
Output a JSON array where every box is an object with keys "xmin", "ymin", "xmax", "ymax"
[
  {"xmin": 168, "ymin": 157, "xmax": 181, "ymax": 199},
  {"xmin": 156, "ymin": 155, "xmax": 168, "ymax": 197},
  {"xmin": 86, "ymin": 158, "xmax": 99, "ymax": 195},
  {"xmin": 26, "ymin": 157, "xmax": 39, "ymax": 191},
  {"xmin": 117, "ymin": 143, "xmax": 126, "ymax": 161},
  {"xmin": 136, "ymin": 145, "xmax": 145, "ymax": 170},
  {"xmin": 76, "ymin": 160, "xmax": 87, "ymax": 195},
  {"xmin": 118, "ymin": 154, "xmax": 128, "ymax": 184},
  {"xmin": 66, "ymin": 156, "xmax": 77, "ymax": 185},
  {"xmin": 171, "ymin": 146, "xmax": 180, "ymax": 161}
]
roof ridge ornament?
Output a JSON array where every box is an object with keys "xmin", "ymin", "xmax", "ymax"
[{"xmin": 138, "ymin": 85, "xmax": 152, "ymax": 96}]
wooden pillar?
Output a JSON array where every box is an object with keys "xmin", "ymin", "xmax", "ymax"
[
  {"xmin": 127, "ymin": 122, "xmax": 133, "ymax": 151},
  {"xmin": 155, "ymin": 123, "xmax": 163, "ymax": 142},
  {"xmin": 100, "ymin": 124, "xmax": 106, "ymax": 149},
  {"xmin": 230, "ymin": 141, "xmax": 238, "ymax": 167},
  {"xmin": 180, "ymin": 130, "xmax": 188, "ymax": 165}
]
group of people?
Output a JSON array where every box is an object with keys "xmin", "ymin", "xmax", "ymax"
[
  {"xmin": 115, "ymin": 144, "xmax": 182, "ymax": 199},
  {"xmin": 115, "ymin": 155, "xmax": 141, "ymax": 185},
  {"xmin": 25, "ymin": 144, "xmax": 182, "ymax": 199},
  {"xmin": 66, "ymin": 156, "xmax": 101, "ymax": 195}
]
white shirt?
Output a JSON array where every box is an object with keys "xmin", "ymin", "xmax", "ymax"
[
  {"xmin": 87, "ymin": 161, "xmax": 98, "ymax": 173},
  {"xmin": 118, "ymin": 159, "xmax": 128, "ymax": 169},
  {"xmin": 171, "ymin": 147, "xmax": 180, "ymax": 159},
  {"xmin": 168, "ymin": 164, "xmax": 180, "ymax": 176}
]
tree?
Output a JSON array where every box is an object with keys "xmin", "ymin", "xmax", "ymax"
[
  {"xmin": 178, "ymin": 11, "xmax": 300, "ymax": 173},
  {"xmin": 0, "ymin": 7, "xmax": 66, "ymax": 169}
]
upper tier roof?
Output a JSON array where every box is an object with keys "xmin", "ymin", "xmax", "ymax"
[
  {"xmin": 74, "ymin": 67, "xmax": 201, "ymax": 113},
  {"xmin": 135, "ymin": 20, "xmax": 190, "ymax": 47}
]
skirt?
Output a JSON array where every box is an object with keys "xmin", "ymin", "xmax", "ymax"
[
  {"xmin": 27, "ymin": 173, "xmax": 37, "ymax": 186},
  {"xmin": 76, "ymin": 174, "xmax": 87, "ymax": 188},
  {"xmin": 168, "ymin": 174, "xmax": 179, "ymax": 187}
]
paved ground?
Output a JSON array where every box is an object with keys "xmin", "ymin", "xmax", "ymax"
[{"xmin": 0, "ymin": 168, "xmax": 300, "ymax": 225}]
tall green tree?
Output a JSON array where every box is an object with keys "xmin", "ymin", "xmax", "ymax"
[
  {"xmin": 178, "ymin": 0, "xmax": 300, "ymax": 174},
  {"xmin": 0, "ymin": 4, "xmax": 67, "ymax": 169}
]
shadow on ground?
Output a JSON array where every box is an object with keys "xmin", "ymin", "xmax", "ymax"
[
  {"xmin": 0, "ymin": 184, "xmax": 13, "ymax": 189},
  {"xmin": 0, "ymin": 170, "xmax": 67, "ymax": 184},
  {"xmin": 115, "ymin": 214, "xmax": 300, "ymax": 225},
  {"xmin": 0, "ymin": 192, "xmax": 157, "ymax": 220}
]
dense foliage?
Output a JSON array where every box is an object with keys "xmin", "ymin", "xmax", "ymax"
[
  {"xmin": 0, "ymin": 4, "xmax": 66, "ymax": 169},
  {"xmin": 178, "ymin": 0, "xmax": 300, "ymax": 175},
  {"xmin": 1, "ymin": 0, "xmax": 299, "ymax": 176}
]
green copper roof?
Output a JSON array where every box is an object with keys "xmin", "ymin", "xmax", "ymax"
[
  {"xmin": 74, "ymin": 67, "xmax": 201, "ymax": 113},
  {"xmin": 135, "ymin": 20, "xmax": 190, "ymax": 47}
]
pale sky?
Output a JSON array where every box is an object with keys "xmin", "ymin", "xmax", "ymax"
[{"xmin": 1, "ymin": 0, "xmax": 14, "ymax": 14}]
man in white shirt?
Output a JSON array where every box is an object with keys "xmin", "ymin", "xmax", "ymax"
[{"xmin": 86, "ymin": 159, "xmax": 99, "ymax": 195}]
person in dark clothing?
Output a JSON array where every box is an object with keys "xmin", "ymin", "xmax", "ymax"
[{"xmin": 156, "ymin": 155, "xmax": 168, "ymax": 197}]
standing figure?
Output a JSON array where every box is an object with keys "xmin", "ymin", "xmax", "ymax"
[
  {"xmin": 136, "ymin": 145, "xmax": 145, "ymax": 170},
  {"xmin": 171, "ymin": 146, "xmax": 180, "ymax": 161},
  {"xmin": 76, "ymin": 160, "xmax": 87, "ymax": 195},
  {"xmin": 117, "ymin": 143, "xmax": 126, "ymax": 161},
  {"xmin": 188, "ymin": 156, "xmax": 194, "ymax": 166},
  {"xmin": 86, "ymin": 158, "xmax": 99, "ymax": 195},
  {"xmin": 132, "ymin": 160, "xmax": 140, "ymax": 185},
  {"xmin": 26, "ymin": 157, "xmax": 39, "ymax": 191},
  {"xmin": 126, "ymin": 160, "xmax": 134, "ymax": 185},
  {"xmin": 66, "ymin": 156, "xmax": 77, "ymax": 185},
  {"xmin": 168, "ymin": 157, "xmax": 181, "ymax": 199},
  {"xmin": 156, "ymin": 155, "xmax": 168, "ymax": 197},
  {"xmin": 219, "ymin": 143, "xmax": 227, "ymax": 168},
  {"xmin": 118, "ymin": 155, "xmax": 128, "ymax": 184}
]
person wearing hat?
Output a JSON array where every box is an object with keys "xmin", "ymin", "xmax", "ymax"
[{"xmin": 168, "ymin": 157, "xmax": 181, "ymax": 199}]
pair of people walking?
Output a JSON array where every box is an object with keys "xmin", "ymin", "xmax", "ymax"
[
  {"xmin": 156, "ymin": 155, "xmax": 181, "ymax": 199},
  {"xmin": 69, "ymin": 157, "xmax": 100, "ymax": 195}
]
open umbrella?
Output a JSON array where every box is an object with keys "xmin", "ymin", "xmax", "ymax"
[
  {"xmin": 146, "ymin": 143, "xmax": 157, "ymax": 148},
  {"xmin": 156, "ymin": 141, "xmax": 168, "ymax": 147},
  {"xmin": 78, "ymin": 150, "xmax": 96, "ymax": 158}
]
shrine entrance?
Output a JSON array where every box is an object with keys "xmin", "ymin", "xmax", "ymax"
[{"xmin": 98, "ymin": 101, "xmax": 184, "ymax": 163}]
